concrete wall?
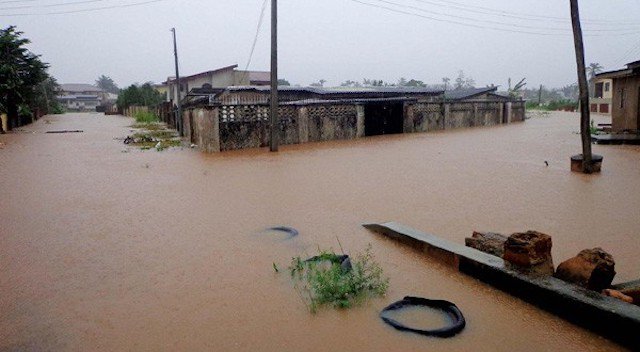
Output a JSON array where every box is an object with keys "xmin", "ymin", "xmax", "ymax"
[
  {"xmin": 612, "ymin": 75, "xmax": 640, "ymax": 132},
  {"xmin": 1, "ymin": 113, "xmax": 7, "ymax": 132},
  {"xmin": 186, "ymin": 99, "xmax": 524, "ymax": 153}
]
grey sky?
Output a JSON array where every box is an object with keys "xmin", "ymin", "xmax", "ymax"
[{"xmin": 4, "ymin": 0, "xmax": 640, "ymax": 89}]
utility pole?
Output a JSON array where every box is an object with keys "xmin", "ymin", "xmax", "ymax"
[
  {"xmin": 538, "ymin": 84, "xmax": 543, "ymax": 106},
  {"xmin": 570, "ymin": 0, "xmax": 594, "ymax": 173},
  {"xmin": 269, "ymin": 0, "xmax": 279, "ymax": 152},
  {"xmin": 171, "ymin": 28, "xmax": 183, "ymax": 136}
]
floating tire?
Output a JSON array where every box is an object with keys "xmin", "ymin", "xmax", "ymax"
[
  {"xmin": 305, "ymin": 254, "xmax": 352, "ymax": 272},
  {"xmin": 265, "ymin": 226, "xmax": 299, "ymax": 239},
  {"xmin": 380, "ymin": 296, "xmax": 466, "ymax": 338}
]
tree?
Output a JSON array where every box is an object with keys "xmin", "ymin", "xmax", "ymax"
[
  {"xmin": 405, "ymin": 79, "xmax": 426, "ymax": 87},
  {"xmin": 277, "ymin": 79, "xmax": 291, "ymax": 86},
  {"xmin": 442, "ymin": 77, "xmax": 451, "ymax": 91},
  {"xmin": 507, "ymin": 78, "xmax": 527, "ymax": 98},
  {"xmin": 570, "ymin": 0, "xmax": 595, "ymax": 173},
  {"xmin": 454, "ymin": 70, "xmax": 475, "ymax": 90},
  {"xmin": 0, "ymin": 26, "xmax": 50, "ymax": 131},
  {"xmin": 310, "ymin": 79, "xmax": 326, "ymax": 87},
  {"xmin": 586, "ymin": 63, "xmax": 603, "ymax": 81},
  {"xmin": 116, "ymin": 83, "xmax": 163, "ymax": 109},
  {"xmin": 96, "ymin": 75, "xmax": 119, "ymax": 94},
  {"xmin": 340, "ymin": 80, "xmax": 361, "ymax": 88}
]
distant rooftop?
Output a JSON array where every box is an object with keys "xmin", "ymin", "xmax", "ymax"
[
  {"xmin": 444, "ymin": 87, "xmax": 498, "ymax": 101},
  {"xmin": 60, "ymin": 84, "xmax": 103, "ymax": 93}
]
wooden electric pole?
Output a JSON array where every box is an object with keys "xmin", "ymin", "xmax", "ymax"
[
  {"xmin": 171, "ymin": 28, "xmax": 183, "ymax": 136},
  {"xmin": 570, "ymin": 0, "xmax": 594, "ymax": 173},
  {"xmin": 269, "ymin": 0, "xmax": 279, "ymax": 152}
]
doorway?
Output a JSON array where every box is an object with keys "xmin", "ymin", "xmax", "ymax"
[{"xmin": 364, "ymin": 102, "xmax": 404, "ymax": 136}]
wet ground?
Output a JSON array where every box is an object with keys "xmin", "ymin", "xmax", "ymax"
[{"xmin": 1, "ymin": 112, "xmax": 638, "ymax": 351}]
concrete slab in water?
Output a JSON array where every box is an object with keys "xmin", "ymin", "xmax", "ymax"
[{"xmin": 364, "ymin": 222, "xmax": 640, "ymax": 348}]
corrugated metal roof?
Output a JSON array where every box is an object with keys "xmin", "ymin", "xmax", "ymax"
[
  {"xmin": 60, "ymin": 84, "xmax": 103, "ymax": 93},
  {"xmin": 226, "ymin": 86, "xmax": 443, "ymax": 95},
  {"xmin": 444, "ymin": 87, "xmax": 498, "ymax": 101}
]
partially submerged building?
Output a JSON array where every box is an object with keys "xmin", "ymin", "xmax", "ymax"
[
  {"xmin": 57, "ymin": 84, "xmax": 104, "ymax": 111},
  {"xmin": 164, "ymin": 64, "xmax": 270, "ymax": 106},
  {"xmin": 172, "ymin": 85, "xmax": 525, "ymax": 153},
  {"xmin": 591, "ymin": 77, "xmax": 613, "ymax": 115},
  {"xmin": 596, "ymin": 60, "xmax": 640, "ymax": 132}
]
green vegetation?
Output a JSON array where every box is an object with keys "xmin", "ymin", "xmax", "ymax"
[
  {"xmin": 287, "ymin": 245, "xmax": 389, "ymax": 313},
  {"xmin": 1, "ymin": 26, "xmax": 60, "ymax": 132},
  {"xmin": 134, "ymin": 110, "xmax": 159, "ymax": 124},
  {"xmin": 96, "ymin": 75, "xmax": 119, "ymax": 94},
  {"xmin": 117, "ymin": 83, "xmax": 164, "ymax": 110}
]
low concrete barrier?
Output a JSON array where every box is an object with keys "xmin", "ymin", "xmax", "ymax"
[{"xmin": 363, "ymin": 222, "xmax": 640, "ymax": 348}]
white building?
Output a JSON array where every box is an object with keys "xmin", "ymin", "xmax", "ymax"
[{"xmin": 57, "ymin": 84, "xmax": 105, "ymax": 111}]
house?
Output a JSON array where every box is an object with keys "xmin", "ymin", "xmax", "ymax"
[
  {"xmin": 164, "ymin": 64, "xmax": 270, "ymax": 106},
  {"xmin": 57, "ymin": 84, "xmax": 104, "ymax": 111},
  {"xmin": 596, "ymin": 60, "xmax": 640, "ymax": 132},
  {"xmin": 590, "ymin": 77, "xmax": 613, "ymax": 115}
]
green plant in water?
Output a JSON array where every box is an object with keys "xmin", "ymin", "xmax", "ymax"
[
  {"xmin": 287, "ymin": 245, "xmax": 389, "ymax": 313},
  {"xmin": 134, "ymin": 110, "xmax": 159, "ymax": 124},
  {"xmin": 590, "ymin": 119, "xmax": 599, "ymax": 135}
]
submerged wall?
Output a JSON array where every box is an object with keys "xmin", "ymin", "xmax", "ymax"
[{"xmin": 185, "ymin": 100, "xmax": 525, "ymax": 153}]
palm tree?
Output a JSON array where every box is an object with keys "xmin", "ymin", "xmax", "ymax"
[{"xmin": 586, "ymin": 62, "xmax": 604, "ymax": 81}]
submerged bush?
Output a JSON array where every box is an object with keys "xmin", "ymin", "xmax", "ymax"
[
  {"xmin": 134, "ymin": 110, "xmax": 159, "ymax": 124},
  {"xmin": 288, "ymin": 245, "xmax": 389, "ymax": 313}
]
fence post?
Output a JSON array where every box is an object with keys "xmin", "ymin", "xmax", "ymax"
[
  {"xmin": 443, "ymin": 103, "xmax": 450, "ymax": 130},
  {"xmin": 356, "ymin": 104, "xmax": 365, "ymax": 137},
  {"xmin": 298, "ymin": 106, "xmax": 309, "ymax": 143}
]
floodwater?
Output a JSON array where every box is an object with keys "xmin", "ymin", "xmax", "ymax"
[{"xmin": 1, "ymin": 112, "xmax": 638, "ymax": 351}]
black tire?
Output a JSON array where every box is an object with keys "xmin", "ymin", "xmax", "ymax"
[
  {"xmin": 380, "ymin": 296, "xmax": 466, "ymax": 338},
  {"xmin": 265, "ymin": 226, "xmax": 299, "ymax": 239}
]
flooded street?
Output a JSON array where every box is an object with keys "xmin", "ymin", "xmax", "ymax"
[{"xmin": 1, "ymin": 112, "xmax": 638, "ymax": 351}]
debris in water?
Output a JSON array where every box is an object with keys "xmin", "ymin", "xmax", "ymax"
[
  {"xmin": 380, "ymin": 296, "xmax": 466, "ymax": 338},
  {"xmin": 46, "ymin": 130, "xmax": 84, "ymax": 134}
]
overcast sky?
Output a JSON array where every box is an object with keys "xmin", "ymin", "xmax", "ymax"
[{"xmin": 4, "ymin": 0, "xmax": 640, "ymax": 89}]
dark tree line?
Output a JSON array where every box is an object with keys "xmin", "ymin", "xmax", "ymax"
[
  {"xmin": 0, "ymin": 26, "xmax": 61, "ymax": 132},
  {"xmin": 116, "ymin": 83, "xmax": 164, "ymax": 110}
]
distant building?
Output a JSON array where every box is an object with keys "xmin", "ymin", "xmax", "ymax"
[
  {"xmin": 164, "ymin": 64, "xmax": 270, "ymax": 106},
  {"xmin": 596, "ymin": 60, "xmax": 640, "ymax": 132},
  {"xmin": 444, "ymin": 86, "xmax": 509, "ymax": 101},
  {"xmin": 590, "ymin": 77, "xmax": 613, "ymax": 115},
  {"xmin": 57, "ymin": 84, "xmax": 104, "ymax": 111}
]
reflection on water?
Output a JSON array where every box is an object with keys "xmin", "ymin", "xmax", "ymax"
[{"xmin": 0, "ymin": 112, "xmax": 635, "ymax": 351}]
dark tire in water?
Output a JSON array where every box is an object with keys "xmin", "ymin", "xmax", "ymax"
[
  {"xmin": 265, "ymin": 226, "xmax": 299, "ymax": 239},
  {"xmin": 380, "ymin": 296, "xmax": 466, "ymax": 338}
]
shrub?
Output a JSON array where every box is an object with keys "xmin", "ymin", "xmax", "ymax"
[
  {"xmin": 288, "ymin": 245, "xmax": 389, "ymax": 313},
  {"xmin": 134, "ymin": 110, "xmax": 159, "ymax": 124}
]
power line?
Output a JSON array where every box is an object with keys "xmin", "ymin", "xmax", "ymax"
[
  {"xmin": 0, "ymin": 0, "xmax": 167, "ymax": 16},
  {"xmin": 1, "ymin": 0, "xmax": 109, "ymax": 10},
  {"xmin": 374, "ymin": 0, "xmax": 640, "ymax": 33},
  {"xmin": 414, "ymin": 0, "xmax": 640, "ymax": 25},
  {"xmin": 346, "ymin": 0, "xmax": 640, "ymax": 37},
  {"xmin": 240, "ymin": 0, "xmax": 269, "ymax": 85}
]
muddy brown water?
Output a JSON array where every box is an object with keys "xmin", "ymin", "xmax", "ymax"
[{"xmin": 1, "ymin": 112, "xmax": 638, "ymax": 351}]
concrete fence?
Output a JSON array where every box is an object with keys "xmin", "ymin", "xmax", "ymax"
[{"xmin": 182, "ymin": 100, "xmax": 525, "ymax": 153}]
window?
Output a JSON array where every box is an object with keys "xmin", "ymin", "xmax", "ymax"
[
  {"xmin": 604, "ymin": 82, "xmax": 610, "ymax": 92},
  {"xmin": 594, "ymin": 83, "xmax": 603, "ymax": 98}
]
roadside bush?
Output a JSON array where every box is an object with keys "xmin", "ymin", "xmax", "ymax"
[{"xmin": 134, "ymin": 110, "xmax": 159, "ymax": 124}]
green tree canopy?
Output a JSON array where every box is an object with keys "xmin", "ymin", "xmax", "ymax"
[
  {"xmin": 96, "ymin": 75, "xmax": 119, "ymax": 94},
  {"xmin": 117, "ymin": 83, "xmax": 163, "ymax": 109},
  {"xmin": 0, "ymin": 26, "xmax": 51, "ymax": 131}
]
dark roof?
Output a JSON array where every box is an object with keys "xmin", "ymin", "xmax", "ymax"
[
  {"xmin": 166, "ymin": 64, "xmax": 238, "ymax": 84},
  {"xmin": 60, "ymin": 84, "xmax": 103, "ymax": 93},
  {"xmin": 444, "ymin": 87, "xmax": 498, "ymax": 101},
  {"xmin": 596, "ymin": 59, "xmax": 640, "ymax": 79},
  {"xmin": 225, "ymin": 86, "xmax": 443, "ymax": 95}
]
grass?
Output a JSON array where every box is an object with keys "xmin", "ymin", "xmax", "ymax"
[
  {"xmin": 287, "ymin": 245, "xmax": 389, "ymax": 313},
  {"xmin": 134, "ymin": 110, "xmax": 159, "ymax": 124},
  {"xmin": 127, "ymin": 122, "xmax": 181, "ymax": 151}
]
